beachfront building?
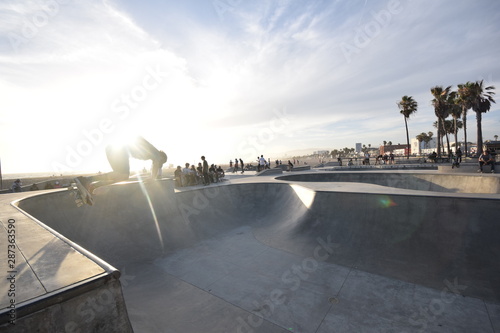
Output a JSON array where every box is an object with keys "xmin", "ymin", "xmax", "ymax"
[
  {"xmin": 411, "ymin": 138, "xmax": 437, "ymax": 156},
  {"xmin": 379, "ymin": 144, "xmax": 411, "ymax": 156}
]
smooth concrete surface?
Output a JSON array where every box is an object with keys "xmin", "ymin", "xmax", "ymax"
[
  {"xmin": 277, "ymin": 171, "xmax": 500, "ymax": 194},
  {"xmin": 256, "ymin": 168, "xmax": 283, "ymax": 176},
  {"xmin": 0, "ymin": 191, "xmax": 133, "ymax": 332},
  {"xmin": 438, "ymin": 164, "xmax": 496, "ymax": 173},
  {"xmin": 2, "ymin": 171, "xmax": 500, "ymax": 332}
]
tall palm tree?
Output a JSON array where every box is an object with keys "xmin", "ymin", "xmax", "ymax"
[
  {"xmin": 457, "ymin": 82, "xmax": 474, "ymax": 157},
  {"xmin": 397, "ymin": 96, "xmax": 418, "ymax": 159},
  {"xmin": 431, "ymin": 86, "xmax": 452, "ymax": 157},
  {"xmin": 470, "ymin": 80, "xmax": 496, "ymax": 155},
  {"xmin": 416, "ymin": 132, "xmax": 427, "ymax": 154},
  {"xmin": 448, "ymin": 91, "xmax": 462, "ymax": 152}
]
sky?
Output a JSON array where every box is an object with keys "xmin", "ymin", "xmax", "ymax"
[{"xmin": 1, "ymin": 0, "xmax": 499, "ymax": 174}]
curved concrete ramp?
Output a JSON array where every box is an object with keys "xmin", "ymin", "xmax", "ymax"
[
  {"xmin": 277, "ymin": 171, "xmax": 500, "ymax": 193},
  {"xmin": 11, "ymin": 175, "xmax": 500, "ymax": 332}
]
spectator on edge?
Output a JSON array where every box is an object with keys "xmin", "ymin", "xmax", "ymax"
[{"xmin": 478, "ymin": 150, "xmax": 496, "ymax": 173}]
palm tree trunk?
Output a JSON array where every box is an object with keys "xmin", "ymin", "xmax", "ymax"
[
  {"xmin": 404, "ymin": 117, "xmax": 410, "ymax": 159},
  {"xmin": 476, "ymin": 110, "xmax": 483, "ymax": 155},
  {"xmin": 440, "ymin": 117, "xmax": 451, "ymax": 156},
  {"xmin": 437, "ymin": 118, "xmax": 442, "ymax": 157},
  {"xmin": 453, "ymin": 117, "xmax": 458, "ymax": 153},
  {"xmin": 463, "ymin": 108, "xmax": 468, "ymax": 158},
  {"xmin": 445, "ymin": 132, "xmax": 451, "ymax": 157}
]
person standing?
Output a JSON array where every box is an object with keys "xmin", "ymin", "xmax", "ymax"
[
  {"xmin": 174, "ymin": 166, "xmax": 183, "ymax": 187},
  {"xmin": 456, "ymin": 147, "xmax": 463, "ymax": 163},
  {"xmin": 201, "ymin": 156, "xmax": 210, "ymax": 184},
  {"xmin": 239, "ymin": 158, "xmax": 245, "ymax": 174},
  {"xmin": 234, "ymin": 158, "xmax": 239, "ymax": 173},
  {"xmin": 259, "ymin": 155, "xmax": 266, "ymax": 172}
]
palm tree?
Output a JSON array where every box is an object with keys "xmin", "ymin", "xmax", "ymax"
[
  {"xmin": 416, "ymin": 132, "xmax": 427, "ymax": 154},
  {"xmin": 457, "ymin": 82, "xmax": 475, "ymax": 157},
  {"xmin": 495, "ymin": 135, "xmax": 499, "ymax": 141},
  {"xmin": 397, "ymin": 96, "xmax": 418, "ymax": 159},
  {"xmin": 431, "ymin": 85, "xmax": 452, "ymax": 157},
  {"xmin": 448, "ymin": 91, "xmax": 462, "ymax": 152},
  {"xmin": 436, "ymin": 119, "xmax": 463, "ymax": 154},
  {"xmin": 470, "ymin": 80, "xmax": 496, "ymax": 155}
]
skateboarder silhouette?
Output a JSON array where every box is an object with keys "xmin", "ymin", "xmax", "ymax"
[{"xmin": 75, "ymin": 136, "xmax": 167, "ymax": 199}]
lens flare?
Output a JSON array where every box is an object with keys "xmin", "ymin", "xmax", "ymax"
[
  {"xmin": 379, "ymin": 195, "xmax": 397, "ymax": 208},
  {"xmin": 136, "ymin": 173, "xmax": 164, "ymax": 252}
]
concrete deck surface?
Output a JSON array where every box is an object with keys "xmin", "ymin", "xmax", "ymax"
[{"xmin": 1, "ymin": 169, "xmax": 500, "ymax": 332}]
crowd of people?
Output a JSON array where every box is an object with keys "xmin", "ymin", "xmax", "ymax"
[
  {"xmin": 9, "ymin": 179, "xmax": 64, "ymax": 192},
  {"xmin": 375, "ymin": 153, "xmax": 396, "ymax": 165},
  {"xmin": 174, "ymin": 156, "xmax": 225, "ymax": 187}
]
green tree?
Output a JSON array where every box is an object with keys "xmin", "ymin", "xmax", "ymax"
[
  {"xmin": 470, "ymin": 80, "xmax": 496, "ymax": 155},
  {"xmin": 457, "ymin": 82, "xmax": 474, "ymax": 157},
  {"xmin": 448, "ymin": 91, "xmax": 463, "ymax": 152},
  {"xmin": 416, "ymin": 132, "xmax": 433, "ymax": 152},
  {"xmin": 431, "ymin": 85, "xmax": 452, "ymax": 157},
  {"xmin": 415, "ymin": 133, "xmax": 425, "ymax": 151},
  {"xmin": 397, "ymin": 95, "xmax": 418, "ymax": 159}
]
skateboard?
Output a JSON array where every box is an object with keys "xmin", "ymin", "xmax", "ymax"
[{"xmin": 71, "ymin": 178, "xmax": 94, "ymax": 207}]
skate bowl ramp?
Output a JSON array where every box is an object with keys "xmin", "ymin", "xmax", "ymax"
[
  {"xmin": 277, "ymin": 171, "xmax": 500, "ymax": 193},
  {"xmin": 12, "ymin": 175, "xmax": 500, "ymax": 332}
]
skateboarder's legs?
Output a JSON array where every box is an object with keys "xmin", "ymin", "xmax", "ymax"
[
  {"xmin": 104, "ymin": 145, "xmax": 131, "ymax": 181},
  {"xmin": 76, "ymin": 145, "xmax": 130, "ymax": 192}
]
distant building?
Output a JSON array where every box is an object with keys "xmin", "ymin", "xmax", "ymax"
[
  {"xmin": 411, "ymin": 138, "xmax": 437, "ymax": 155},
  {"xmin": 379, "ymin": 144, "xmax": 410, "ymax": 156},
  {"xmin": 355, "ymin": 143, "xmax": 362, "ymax": 153},
  {"xmin": 485, "ymin": 141, "xmax": 500, "ymax": 156},
  {"xmin": 314, "ymin": 150, "xmax": 329, "ymax": 156}
]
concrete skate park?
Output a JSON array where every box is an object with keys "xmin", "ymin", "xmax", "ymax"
[{"xmin": 1, "ymin": 166, "xmax": 500, "ymax": 332}]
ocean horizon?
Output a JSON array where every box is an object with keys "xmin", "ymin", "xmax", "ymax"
[{"xmin": 1, "ymin": 171, "xmax": 89, "ymax": 180}]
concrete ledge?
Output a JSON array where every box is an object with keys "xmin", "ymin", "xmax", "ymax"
[
  {"xmin": 438, "ymin": 164, "xmax": 495, "ymax": 173},
  {"xmin": 256, "ymin": 168, "xmax": 283, "ymax": 176},
  {"xmin": 291, "ymin": 165, "xmax": 311, "ymax": 171},
  {"xmin": 0, "ymin": 274, "xmax": 132, "ymax": 333},
  {"xmin": 0, "ymin": 192, "xmax": 133, "ymax": 332}
]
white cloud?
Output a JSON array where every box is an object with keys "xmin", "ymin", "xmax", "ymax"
[{"xmin": 1, "ymin": 0, "xmax": 499, "ymax": 173}]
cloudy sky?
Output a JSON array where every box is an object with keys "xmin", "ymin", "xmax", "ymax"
[{"xmin": 1, "ymin": 0, "xmax": 499, "ymax": 174}]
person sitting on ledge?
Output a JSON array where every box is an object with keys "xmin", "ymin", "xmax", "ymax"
[
  {"xmin": 76, "ymin": 136, "xmax": 167, "ymax": 193},
  {"xmin": 428, "ymin": 151, "xmax": 437, "ymax": 163},
  {"xmin": 478, "ymin": 149, "xmax": 496, "ymax": 173}
]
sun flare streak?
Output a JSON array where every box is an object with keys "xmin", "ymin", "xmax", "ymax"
[{"xmin": 136, "ymin": 174, "xmax": 164, "ymax": 252}]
